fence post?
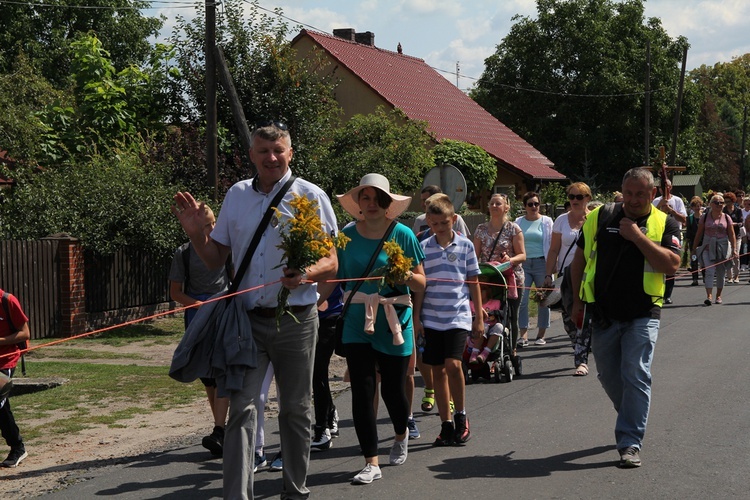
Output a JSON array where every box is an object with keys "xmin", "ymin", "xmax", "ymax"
[{"xmin": 47, "ymin": 234, "xmax": 86, "ymax": 337}]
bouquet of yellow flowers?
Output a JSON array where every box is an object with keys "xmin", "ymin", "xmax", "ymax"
[
  {"xmin": 371, "ymin": 239, "xmax": 413, "ymax": 289},
  {"xmin": 274, "ymin": 194, "xmax": 349, "ymax": 323}
]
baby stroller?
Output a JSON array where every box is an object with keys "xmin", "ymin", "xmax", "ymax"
[{"xmin": 462, "ymin": 262, "xmax": 522, "ymax": 383}]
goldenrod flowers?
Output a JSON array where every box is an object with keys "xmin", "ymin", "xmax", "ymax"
[
  {"xmin": 372, "ymin": 239, "xmax": 414, "ymax": 289},
  {"xmin": 274, "ymin": 193, "xmax": 350, "ymax": 323}
]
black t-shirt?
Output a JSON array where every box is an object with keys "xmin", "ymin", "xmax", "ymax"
[{"xmin": 577, "ymin": 206, "xmax": 682, "ymax": 321}]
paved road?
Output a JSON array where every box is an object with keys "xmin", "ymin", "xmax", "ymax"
[{"xmin": 44, "ymin": 273, "xmax": 750, "ymax": 499}]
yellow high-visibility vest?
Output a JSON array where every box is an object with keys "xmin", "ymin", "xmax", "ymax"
[{"xmin": 579, "ymin": 205, "xmax": 667, "ymax": 307}]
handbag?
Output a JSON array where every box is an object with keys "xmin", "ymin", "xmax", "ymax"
[
  {"xmin": 334, "ymin": 220, "xmax": 397, "ymax": 357},
  {"xmin": 170, "ymin": 176, "xmax": 296, "ymax": 390},
  {"xmin": 544, "ymin": 231, "xmax": 580, "ymax": 311},
  {"xmin": 486, "ymin": 221, "xmax": 518, "ymax": 300}
]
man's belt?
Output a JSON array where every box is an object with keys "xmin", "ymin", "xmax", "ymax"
[{"xmin": 252, "ymin": 305, "xmax": 309, "ymax": 318}]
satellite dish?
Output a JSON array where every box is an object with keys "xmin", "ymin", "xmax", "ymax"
[{"xmin": 423, "ymin": 164, "xmax": 467, "ymax": 211}]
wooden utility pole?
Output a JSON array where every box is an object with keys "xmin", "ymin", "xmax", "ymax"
[
  {"xmin": 669, "ymin": 46, "xmax": 688, "ymax": 165},
  {"xmin": 644, "ymin": 40, "xmax": 651, "ymax": 164},
  {"xmin": 206, "ymin": 0, "xmax": 218, "ymax": 202},
  {"xmin": 216, "ymin": 46, "xmax": 255, "ymax": 176}
]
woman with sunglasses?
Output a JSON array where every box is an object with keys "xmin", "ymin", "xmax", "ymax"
[
  {"xmin": 474, "ymin": 193, "xmax": 526, "ymax": 351},
  {"xmin": 543, "ymin": 182, "xmax": 592, "ymax": 376},
  {"xmin": 692, "ymin": 194, "xmax": 737, "ymax": 305},
  {"xmin": 515, "ymin": 192, "xmax": 553, "ymax": 347}
]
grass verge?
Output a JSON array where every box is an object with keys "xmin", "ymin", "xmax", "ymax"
[{"xmin": 12, "ymin": 316, "xmax": 206, "ymax": 446}]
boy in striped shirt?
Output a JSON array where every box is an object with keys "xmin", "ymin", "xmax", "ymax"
[{"xmin": 413, "ymin": 194, "xmax": 483, "ymax": 446}]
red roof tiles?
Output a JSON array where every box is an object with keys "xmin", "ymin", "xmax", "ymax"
[{"xmin": 296, "ymin": 29, "xmax": 565, "ymax": 180}]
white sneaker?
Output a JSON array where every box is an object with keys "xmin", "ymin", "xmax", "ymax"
[
  {"xmin": 352, "ymin": 463, "xmax": 381, "ymax": 484},
  {"xmin": 389, "ymin": 438, "xmax": 408, "ymax": 465}
]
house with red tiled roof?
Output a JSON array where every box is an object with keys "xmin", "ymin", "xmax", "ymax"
[{"xmin": 291, "ymin": 28, "xmax": 566, "ymax": 200}]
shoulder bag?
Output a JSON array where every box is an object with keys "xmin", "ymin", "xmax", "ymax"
[
  {"xmin": 485, "ymin": 221, "xmax": 518, "ymax": 300},
  {"xmin": 170, "ymin": 176, "xmax": 296, "ymax": 392},
  {"xmin": 334, "ymin": 220, "xmax": 397, "ymax": 356}
]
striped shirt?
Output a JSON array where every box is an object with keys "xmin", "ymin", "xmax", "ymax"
[{"xmin": 419, "ymin": 232, "xmax": 481, "ymax": 331}]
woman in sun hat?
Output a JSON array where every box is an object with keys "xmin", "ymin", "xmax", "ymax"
[{"xmin": 319, "ymin": 173, "xmax": 425, "ymax": 485}]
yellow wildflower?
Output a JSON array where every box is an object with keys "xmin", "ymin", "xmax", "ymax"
[
  {"xmin": 372, "ymin": 239, "xmax": 414, "ymax": 289},
  {"xmin": 274, "ymin": 193, "xmax": 349, "ymax": 323}
]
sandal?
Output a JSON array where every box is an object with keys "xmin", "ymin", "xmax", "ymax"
[
  {"xmin": 421, "ymin": 389, "xmax": 435, "ymax": 412},
  {"xmin": 574, "ymin": 363, "xmax": 589, "ymax": 376}
]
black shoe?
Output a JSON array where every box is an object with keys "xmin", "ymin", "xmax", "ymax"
[
  {"xmin": 327, "ymin": 407, "xmax": 339, "ymax": 437},
  {"xmin": 691, "ymin": 280, "xmax": 699, "ymax": 286},
  {"xmin": 2, "ymin": 447, "xmax": 28, "ymax": 468},
  {"xmin": 664, "ymin": 298, "xmax": 673, "ymax": 305},
  {"xmin": 311, "ymin": 425, "xmax": 332, "ymax": 451},
  {"xmin": 454, "ymin": 413, "xmax": 471, "ymax": 444},
  {"xmin": 202, "ymin": 426, "xmax": 224, "ymax": 457},
  {"xmin": 433, "ymin": 421, "xmax": 455, "ymax": 447}
]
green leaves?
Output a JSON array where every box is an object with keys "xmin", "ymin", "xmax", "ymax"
[
  {"xmin": 318, "ymin": 107, "xmax": 435, "ymax": 220},
  {"xmin": 1, "ymin": 150, "xmax": 185, "ymax": 256},
  {"xmin": 472, "ymin": 0, "xmax": 690, "ymax": 187},
  {"xmin": 432, "ymin": 139, "xmax": 497, "ymax": 196}
]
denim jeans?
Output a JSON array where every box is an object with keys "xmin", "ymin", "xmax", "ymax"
[
  {"xmin": 591, "ymin": 316, "xmax": 659, "ymax": 450},
  {"xmin": 519, "ymin": 257, "xmax": 550, "ymax": 329}
]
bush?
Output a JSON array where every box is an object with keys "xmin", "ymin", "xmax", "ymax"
[{"xmin": 0, "ymin": 148, "xmax": 192, "ymax": 255}]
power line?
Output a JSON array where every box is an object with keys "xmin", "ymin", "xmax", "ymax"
[{"xmin": 0, "ymin": 0, "xmax": 204, "ymax": 10}]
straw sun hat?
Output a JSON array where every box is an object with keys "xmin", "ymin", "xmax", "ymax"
[{"xmin": 337, "ymin": 173, "xmax": 412, "ymax": 221}]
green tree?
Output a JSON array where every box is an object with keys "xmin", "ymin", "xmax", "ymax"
[
  {"xmin": 320, "ymin": 108, "xmax": 434, "ymax": 221},
  {"xmin": 431, "ymin": 139, "xmax": 497, "ymax": 198},
  {"xmin": 471, "ymin": 0, "xmax": 691, "ymax": 187},
  {"xmin": 0, "ymin": 149, "xmax": 187, "ymax": 256},
  {"xmin": 0, "ymin": 0, "xmax": 163, "ymax": 88},
  {"xmin": 0, "ymin": 54, "xmax": 64, "ymax": 163},
  {"xmin": 170, "ymin": 0, "xmax": 341, "ymax": 188},
  {"xmin": 687, "ymin": 55, "xmax": 750, "ymax": 189},
  {"xmin": 37, "ymin": 33, "xmax": 184, "ymax": 164}
]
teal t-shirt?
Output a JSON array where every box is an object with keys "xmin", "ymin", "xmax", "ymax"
[{"xmin": 338, "ymin": 222, "xmax": 425, "ymax": 356}]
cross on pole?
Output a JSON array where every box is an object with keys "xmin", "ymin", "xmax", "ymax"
[{"xmin": 644, "ymin": 146, "xmax": 686, "ymax": 185}]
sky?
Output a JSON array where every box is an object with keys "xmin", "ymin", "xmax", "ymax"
[{"xmin": 151, "ymin": 0, "xmax": 750, "ymax": 90}]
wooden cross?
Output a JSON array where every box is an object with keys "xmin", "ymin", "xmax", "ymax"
[{"xmin": 645, "ymin": 146, "xmax": 686, "ymax": 184}]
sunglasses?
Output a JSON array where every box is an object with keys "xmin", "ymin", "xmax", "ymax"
[
  {"xmin": 711, "ymin": 200, "xmax": 723, "ymax": 205},
  {"xmin": 254, "ymin": 120, "xmax": 288, "ymax": 131},
  {"xmin": 526, "ymin": 202, "xmax": 540, "ymax": 207},
  {"xmin": 568, "ymin": 194, "xmax": 586, "ymax": 201}
]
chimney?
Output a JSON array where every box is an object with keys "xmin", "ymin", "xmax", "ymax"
[
  {"xmin": 354, "ymin": 31, "xmax": 375, "ymax": 46},
  {"xmin": 333, "ymin": 28, "xmax": 355, "ymax": 41}
]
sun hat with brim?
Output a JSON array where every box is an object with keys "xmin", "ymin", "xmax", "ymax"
[{"xmin": 337, "ymin": 173, "xmax": 412, "ymax": 221}]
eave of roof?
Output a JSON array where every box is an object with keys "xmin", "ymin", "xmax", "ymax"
[{"xmin": 293, "ymin": 30, "xmax": 566, "ymax": 181}]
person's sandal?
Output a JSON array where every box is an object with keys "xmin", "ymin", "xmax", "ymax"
[
  {"xmin": 574, "ymin": 363, "xmax": 589, "ymax": 376},
  {"xmin": 421, "ymin": 389, "xmax": 435, "ymax": 412}
]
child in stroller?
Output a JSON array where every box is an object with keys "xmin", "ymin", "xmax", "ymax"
[{"xmin": 463, "ymin": 263, "xmax": 521, "ymax": 383}]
